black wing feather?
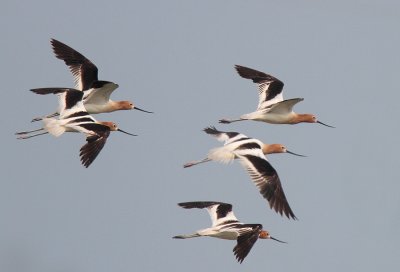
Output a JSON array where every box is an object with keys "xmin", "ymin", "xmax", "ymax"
[
  {"xmin": 233, "ymin": 225, "xmax": 262, "ymax": 263},
  {"xmin": 79, "ymin": 130, "xmax": 110, "ymax": 168},
  {"xmin": 30, "ymin": 88, "xmax": 79, "ymax": 95},
  {"xmin": 235, "ymin": 65, "xmax": 284, "ymax": 101},
  {"xmin": 51, "ymin": 38, "xmax": 98, "ymax": 90},
  {"xmin": 178, "ymin": 201, "xmax": 229, "ymax": 210},
  {"xmin": 240, "ymin": 154, "xmax": 297, "ymax": 220}
]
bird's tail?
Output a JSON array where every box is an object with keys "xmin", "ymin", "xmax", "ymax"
[
  {"xmin": 43, "ymin": 118, "xmax": 66, "ymax": 137},
  {"xmin": 173, "ymin": 233, "xmax": 201, "ymax": 239}
]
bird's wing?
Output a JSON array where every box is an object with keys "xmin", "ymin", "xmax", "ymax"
[
  {"xmin": 79, "ymin": 128, "xmax": 110, "ymax": 168},
  {"xmin": 236, "ymin": 153, "xmax": 297, "ymax": 219},
  {"xmin": 30, "ymin": 87, "xmax": 79, "ymax": 95},
  {"xmin": 57, "ymin": 90, "xmax": 87, "ymax": 119},
  {"xmin": 83, "ymin": 81, "xmax": 119, "ymax": 105},
  {"xmin": 233, "ymin": 224, "xmax": 262, "ymax": 263},
  {"xmin": 178, "ymin": 201, "xmax": 239, "ymax": 227},
  {"xmin": 51, "ymin": 38, "xmax": 98, "ymax": 91},
  {"xmin": 203, "ymin": 126, "xmax": 249, "ymax": 146},
  {"xmin": 267, "ymin": 98, "xmax": 304, "ymax": 114},
  {"xmin": 235, "ymin": 65, "xmax": 284, "ymax": 110}
]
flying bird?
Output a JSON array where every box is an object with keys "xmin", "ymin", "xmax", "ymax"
[
  {"xmin": 184, "ymin": 126, "xmax": 305, "ymax": 168},
  {"xmin": 173, "ymin": 201, "xmax": 286, "ymax": 263},
  {"xmin": 184, "ymin": 126, "xmax": 297, "ymax": 220},
  {"xmin": 31, "ymin": 38, "xmax": 152, "ymax": 122},
  {"xmin": 219, "ymin": 65, "xmax": 333, "ymax": 127},
  {"xmin": 16, "ymin": 89, "xmax": 136, "ymax": 167}
]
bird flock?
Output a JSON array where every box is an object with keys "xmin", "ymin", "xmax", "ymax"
[
  {"xmin": 16, "ymin": 39, "xmax": 152, "ymax": 167},
  {"xmin": 16, "ymin": 39, "xmax": 334, "ymax": 263}
]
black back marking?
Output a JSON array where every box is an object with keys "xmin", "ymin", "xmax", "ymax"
[
  {"xmin": 215, "ymin": 203, "xmax": 233, "ymax": 219},
  {"xmin": 64, "ymin": 111, "xmax": 88, "ymax": 119},
  {"xmin": 79, "ymin": 123, "xmax": 110, "ymax": 133},
  {"xmin": 68, "ymin": 117, "xmax": 94, "ymax": 124},
  {"xmin": 236, "ymin": 142, "xmax": 262, "ymax": 151},
  {"xmin": 64, "ymin": 90, "xmax": 84, "ymax": 109}
]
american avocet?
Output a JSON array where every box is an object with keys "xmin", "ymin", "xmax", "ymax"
[
  {"xmin": 219, "ymin": 65, "xmax": 333, "ymax": 127},
  {"xmin": 31, "ymin": 38, "xmax": 152, "ymax": 121},
  {"xmin": 16, "ymin": 89, "xmax": 136, "ymax": 167},
  {"xmin": 173, "ymin": 201, "xmax": 285, "ymax": 263},
  {"xmin": 184, "ymin": 126, "xmax": 304, "ymax": 168},
  {"xmin": 184, "ymin": 126, "xmax": 297, "ymax": 219}
]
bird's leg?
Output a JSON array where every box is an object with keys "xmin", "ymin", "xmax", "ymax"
[
  {"xmin": 16, "ymin": 131, "xmax": 49, "ymax": 140},
  {"xmin": 183, "ymin": 158, "xmax": 211, "ymax": 168},
  {"xmin": 31, "ymin": 112, "xmax": 59, "ymax": 122}
]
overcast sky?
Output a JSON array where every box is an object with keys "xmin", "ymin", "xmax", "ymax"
[{"xmin": 1, "ymin": 1, "xmax": 400, "ymax": 271}]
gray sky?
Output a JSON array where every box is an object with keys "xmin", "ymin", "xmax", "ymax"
[{"xmin": 1, "ymin": 1, "xmax": 400, "ymax": 271}]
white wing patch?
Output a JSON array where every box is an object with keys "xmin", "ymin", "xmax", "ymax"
[
  {"xmin": 83, "ymin": 83, "xmax": 118, "ymax": 105},
  {"xmin": 267, "ymin": 98, "xmax": 304, "ymax": 114},
  {"xmin": 257, "ymin": 92, "xmax": 284, "ymax": 110}
]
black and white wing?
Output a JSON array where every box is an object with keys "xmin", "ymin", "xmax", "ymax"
[
  {"xmin": 236, "ymin": 151, "xmax": 297, "ymax": 220},
  {"xmin": 233, "ymin": 224, "xmax": 262, "ymax": 263},
  {"xmin": 51, "ymin": 38, "xmax": 98, "ymax": 91},
  {"xmin": 203, "ymin": 126, "xmax": 249, "ymax": 146},
  {"xmin": 235, "ymin": 65, "xmax": 284, "ymax": 110},
  {"xmin": 79, "ymin": 126, "xmax": 111, "ymax": 168},
  {"xmin": 57, "ymin": 89, "xmax": 86, "ymax": 119},
  {"xmin": 30, "ymin": 87, "xmax": 79, "ymax": 95},
  {"xmin": 178, "ymin": 201, "xmax": 239, "ymax": 227}
]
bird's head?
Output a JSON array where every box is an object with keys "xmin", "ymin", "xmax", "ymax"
[
  {"xmin": 262, "ymin": 144, "xmax": 306, "ymax": 157},
  {"xmin": 99, "ymin": 121, "xmax": 137, "ymax": 136}
]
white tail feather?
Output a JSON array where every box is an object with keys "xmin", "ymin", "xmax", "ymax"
[
  {"xmin": 43, "ymin": 118, "xmax": 66, "ymax": 137},
  {"xmin": 207, "ymin": 147, "xmax": 236, "ymax": 164}
]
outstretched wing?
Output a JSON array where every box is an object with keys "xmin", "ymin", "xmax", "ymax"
[
  {"xmin": 236, "ymin": 153, "xmax": 297, "ymax": 220},
  {"xmin": 233, "ymin": 224, "xmax": 262, "ymax": 263},
  {"xmin": 51, "ymin": 38, "xmax": 98, "ymax": 91},
  {"xmin": 203, "ymin": 126, "xmax": 249, "ymax": 146},
  {"xmin": 57, "ymin": 90, "xmax": 86, "ymax": 119},
  {"xmin": 235, "ymin": 65, "xmax": 284, "ymax": 110},
  {"xmin": 30, "ymin": 87, "xmax": 79, "ymax": 95},
  {"xmin": 82, "ymin": 81, "xmax": 119, "ymax": 105},
  {"xmin": 178, "ymin": 201, "xmax": 239, "ymax": 227},
  {"xmin": 267, "ymin": 98, "xmax": 304, "ymax": 114},
  {"xmin": 79, "ymin": 127, "xmax": 110, "ymax": 168}
]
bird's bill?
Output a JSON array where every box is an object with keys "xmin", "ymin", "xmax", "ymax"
[
  {"xmin": 117, "ymin": 129, "xmax": 137, "ymax": 136},
  {"xmin": 317, "ymin": 120, "xmax": 335, "ymax": 128},
  {"xmin": 286, "ymin": 150, "xmax": 307, "ymax": 157},
  {"xmin": 270, "ymin": 236, "xmax": 287, "ymax": 243},
  {"xmin": 134, "ymin": 106, "xmax": 153, "ymax": 113}
]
